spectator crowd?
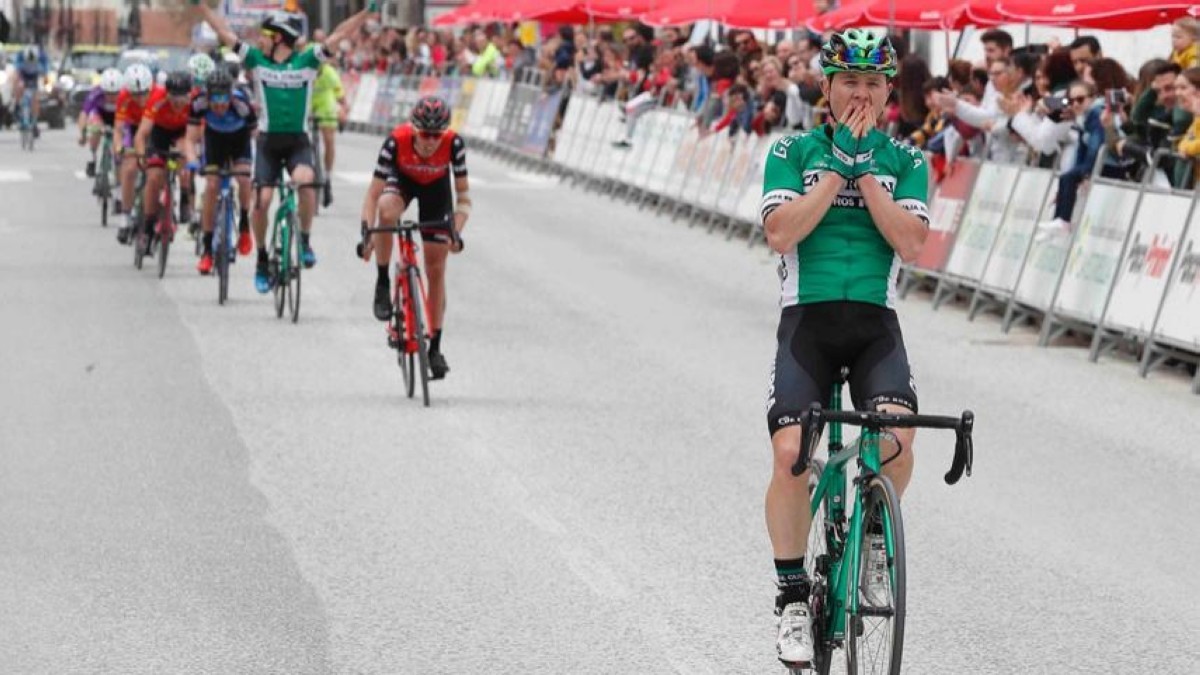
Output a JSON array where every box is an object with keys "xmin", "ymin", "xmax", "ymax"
[{"xmin": 323, "ymin": 15, "xmax": 1200, "ymax": 229}]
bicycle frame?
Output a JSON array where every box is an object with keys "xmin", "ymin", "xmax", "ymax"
[
  {"xmin": 807, "ymin": 387, "xmax": 891, "ymax": 645},
  {"xmin": 394, "ymin": 227, "xmax": 431, "ymax": 352},
  {"xmin": 272, "ymin": 182, "xmax": 298, "ymax": 278}
]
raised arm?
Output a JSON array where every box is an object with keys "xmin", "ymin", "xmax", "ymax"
[
  {"xmin": 325, "ymin": 9, "xmax": 373, "ymax": 55},
  {"xmin": 197, "ymin": 2, "xmax": 240, "ymax": 50}
]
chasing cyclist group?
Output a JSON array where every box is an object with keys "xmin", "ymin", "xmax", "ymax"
[
  {"xmin": 75, "ymin": 6, "xmax": 472, "ymax": 380},
  {"xmin": 65, "ymin": 14, "xmax": 925, "ymax": 668}
]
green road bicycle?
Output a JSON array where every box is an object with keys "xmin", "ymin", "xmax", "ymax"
[
  {"xmin": 789, "ymin": 374, "xmax": 974, "ymax": 675},
  {"xmin": 267, "ymin": 181, "xmax": 320, "ymax": 323}
]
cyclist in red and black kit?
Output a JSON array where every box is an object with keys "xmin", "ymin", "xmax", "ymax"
[
  {"xmin": 360, "ymin": 96, "xmax": 470, "ymax": 380},
  {"xmin": 133, "ymin": 71, "xmax": 195, "ymax": 255}
]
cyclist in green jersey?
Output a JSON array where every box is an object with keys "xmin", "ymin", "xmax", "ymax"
[
  {"xmin": 197, "ymin": 3, "xmax": 372, "ymax": 293},
  {"xmin": 312, "ymin": 61, "xmax": 346, "ymax": 208},
  {"xmin": 758, "ymin": 30, "xmax": 930, "ymax": 667}
]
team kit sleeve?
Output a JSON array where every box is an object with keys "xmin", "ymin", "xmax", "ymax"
[
  {"xmin": 374, "ymin": 136, "xmax": 398, "ymax": 181},
  {"xmin": 451, "ymin": 135, "xmax": 468, "ymax": 177},
  {"xmin": 890, "ymin": 141, "xmax": 931, "ymax": 225},
  {"xmin": 188, "ymin": 97, "xmax": 206, "ymax": 126},
  {"xmin": 759, "ymin": 135, "xmax": 806, "ymax": 227}
]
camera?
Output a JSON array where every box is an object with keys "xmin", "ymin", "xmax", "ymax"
[
  {"xmin": 1106, "ymin": 88, "xmax": 1129, "ymax": 108},
  {"xmin": 1042, "ymin": 94, "xmax": 1070, "ymax": 122}
]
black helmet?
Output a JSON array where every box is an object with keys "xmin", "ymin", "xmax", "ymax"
[
  {"xmin": 411, "ymin": 96, "xmax": 450, "ymax": 132},
  {"xmin": 206, "ymin": 68, "xmax": 234, "ymax": 96},
  {"xmin": 165, "ymin": 70, "xmax": 192, "ymax": 96},
  {"xmin": 261, "ymin": 12, "xmax": 301, "ymax": 46}
]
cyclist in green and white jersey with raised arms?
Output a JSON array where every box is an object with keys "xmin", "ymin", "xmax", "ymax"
[
  {"xmin": 196, "ymin": 3, "xmax": 373, "ymax": 293},
  {"xmin": 758, "ymin": 30, "xmax": 930, "ymax": 667}
]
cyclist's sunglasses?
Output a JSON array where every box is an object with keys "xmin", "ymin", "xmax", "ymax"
[
  {"xmin": 260, "ymin": 28, "xmax": 279, "ymax": 38},
  {"xmin": 209, "ymin": 93, "xmax": 231, "ymax": 104},
  {"xmin": 417, "ymin": 130, "xmax": 445, "ymax": 140}
]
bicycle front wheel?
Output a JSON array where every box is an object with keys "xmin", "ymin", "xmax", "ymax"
[
  {"xmin": 393, "ymin": 274, "xmax": 415, "ymax": 398},
  {"xmin": 217, "ymin": 195, "xmax": 232, "ymax": 305},
  {"xmin": 272, "ymin": 221, "xmax": 286, "ymax": 319},
  {"xmin": 288, "ymin": 216, "xmax": 302, "ymax": 323},
  {"xmin": 408, "ymin": 265, "xmax": 431, "ymax": 407},
  {"xmin": 157, "ymin": 217, "xmax": 172, "ymax": 279},
  {"xmin": 846, "ymin": 475, "xmax": 906, "ymax": 675}
]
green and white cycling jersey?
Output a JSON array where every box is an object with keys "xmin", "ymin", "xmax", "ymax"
[
  {"xmin": 760, "ymin": 126, "xmax": 930, "ymax": 309},
  {"xmin": 236, "ymin": 42, "xmax": 328, "ymax": 134}
]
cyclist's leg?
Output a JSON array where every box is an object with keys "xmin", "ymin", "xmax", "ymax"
[
  {"xmin": 284, "ymin": 136, "xmax": 317, "ymax": 233},
  {"xmin": 848, "ymin": 306, "xmax": 920, "ymax": 497},
  {"xmin": 320, "ymin": 122, "xmax": 336, "ymax": 176},
  {"xmin": 171, "ymin": 134, "xmax": 193, "ymax": 221},
  {"xmin": 232, "ymin": 131, "xmax": 254, "ymax": 237},
  {"xmin": 375, "ymin": 181, "xmax": 409, "ymax": 266},
  {"xmin": 87, "ymin": 113, "xmax": 103, "ymax": 154},
  {"xmin": 418, "ymin": 175, "xmax": 454, "ymax": 336},
  {"xmin": 252, "ymin": 135, "xmax": 282, "ymax": 255}
]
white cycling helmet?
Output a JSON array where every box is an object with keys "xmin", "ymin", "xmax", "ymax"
[
  {"xmin": 124, "ymin": 63, "xmax": 153, "ymax": 94},
  {"xmin": 188, "ymin": 53, "xmax": 216, "ymax": 85},
  {"xmin": 99, "ymin": 67, "xmax": 124, "ymax": 93}
]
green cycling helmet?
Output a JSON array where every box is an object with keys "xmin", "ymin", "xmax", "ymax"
[{"xmin": 820, "ymin": 29, "xmax": 898, "ymax": 78}]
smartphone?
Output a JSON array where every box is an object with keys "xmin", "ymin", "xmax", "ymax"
[
  {"xmin": 1106, "ymin": 88, "xmax": 1128, "ymax": 107},
  {"xmin": 1042, "ymin": 94, "xmax": 1069, "ymax": 112}
]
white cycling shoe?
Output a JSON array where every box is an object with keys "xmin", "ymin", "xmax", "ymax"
[{"xmin": 776, "ymin": 601, "xmax": 816, "ymax": 665}]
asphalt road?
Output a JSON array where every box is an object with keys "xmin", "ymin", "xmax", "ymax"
[{"xmin": 1, "ymin": 128, "xmax": 1198, "ymax": 674}]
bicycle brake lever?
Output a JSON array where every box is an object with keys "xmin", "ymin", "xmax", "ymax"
[
  {"xmin": 944, "ymin": 410, "xmax": 974, "ymax": 485},
  {"xmin": 791, "ymin": 403, "xmax": 824, "ymax": 476}
]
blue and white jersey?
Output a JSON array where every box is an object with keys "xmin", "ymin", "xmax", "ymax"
[{"xmin": 187, "ymin": 90, "xmax": 257, "ymax": 135}]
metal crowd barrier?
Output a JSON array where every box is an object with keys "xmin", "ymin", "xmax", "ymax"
[{"xmin": 340, "ymin": 71, "xmax": 1200, "ymax": 395}]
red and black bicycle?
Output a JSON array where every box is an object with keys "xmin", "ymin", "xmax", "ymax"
[{"xmin": 359, "ymin": 218, "xmax": 462, "ymax": 407}]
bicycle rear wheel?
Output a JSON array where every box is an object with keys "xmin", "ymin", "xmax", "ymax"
[
  {"xmin": 133, "ymin": 216, "xmax": 147, "ymax": 270},
  {"xmin": 287, "ymin": 215, "xmax": 302, "ymax": 323},
  {"xmin": 407, "ymin": 265, "xmax": 431, "ymax": 407},
  {"xmin": 846, "ymin": 475, "xmax": 906, "ymax": 675},
  {"xmin": 97, "ymin": 173, "xmax": 110, "ymax": 228}
]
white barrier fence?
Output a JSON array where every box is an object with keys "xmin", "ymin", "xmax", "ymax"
[{"xmin": 343, "ymin": 72, "xmax": 1200, "ymax": 395}]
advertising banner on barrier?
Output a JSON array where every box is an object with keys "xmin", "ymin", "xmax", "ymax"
[
  {"xmin": 483, "ymin": 80, "xmax": 513, "ymax": 142},
  {"xmin": 463, "ymin": 78, "xmax": 492, "ymax": 137},
  {"xmin": 450, "ymin": 78, "xmax": 474, "ymax": 132},
  {"xmin": 735, "ymin": 133, "xmax": 781, "ymax": 225},
  {"xmin": 521, "ymin": 90, "xmax": 563, "ymax": 157},
  {"xmin": 980, "ymin": 167, "xmax": 1054, "ymax": 293},
  {"xmin": 716, "ymin": 134, "xmax": 760, "ymax": 217},
  {"xmin": 1151, "ymin": 211, "xmax": 1200, "ymax": 349},
  {"xmin": 371, "ymin": 73, "xmax": 402, "ymax": 128},
  {"xmin": 913, "ymin": 159, "xmax": 981, "ymax": 273},
  {"xmin": 1052, "ymin": 182, "xmax": 1142, "ymax": 324},
  {"xmin": 350, "ymin": 74, "xmax": 379, "ymax": 126},
  {"xmin": 662, "ymin": 126, "xmax": 700, "ymax": 200},
  {"xmin": 1103, "ymin": 191, "xmax": 1193, "ymax": 334},
  {"xmin": 943, "ymin": 163, "xmax": 1020, "ymax": 282},
  {"xmin": 553, "ymin": 94, "xmax": 586, "ymax": 166}
]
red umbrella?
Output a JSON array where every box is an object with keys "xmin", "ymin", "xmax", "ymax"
[
  {"xmin": 864, "ymin": 0, "xmax": 1005, "ymax": 28},
  {"xmin": 432, "ymin": 0, "xmax": 505, "ymax": 25},
  {"xmin": 808, "ymin": 0, "xmax": 874, "ymax": 32},
  {"xmin": 642, "ymin": 0, "xmax": 728, "ymax": 26},
  {"xmin": 586, "ymin": 0, "xmax": 659, "ymax": 19},
  {"xmin": 996, "ymin": 0, "xmax": 1197, "ymax": 29},
  {"xmin": 643, "ymin": 0, "xmax": 814, "ymax": 28}
]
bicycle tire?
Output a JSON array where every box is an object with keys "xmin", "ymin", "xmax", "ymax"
[
  {"xmin": 158, "ymin": 210, "xmax": 172, "ymax": 280},
  {"xmin": 408, "ymin": 265, "xmax": 431, "ymax": 407},
  {"xmin": 288, "ymin": 215, "xmax": 302, "ymax": 323},
  {"xmin": 393, "ymin": 271, "xmax": 415, "ymax": 398},
  {"xmin": 97, "ymin": 172, "xmax": 110, "ymax": 227},
  {"xmin": 845, "ymin": 475, "xmax": 906, "ymax": 675},
  {"xmin": 133, "ymin": 216, "xmax": 147, "ymax": 270},
  {"xmin": 217, "ymin": 194, "xmax": 232, "ymax": 305},
  {"xmin": 806, "ymin": 459, "xmax": 835, "ymax": 675},
  {"xmin": 272, "ymin": 221, "xmax": 286, "ymax": 319}
]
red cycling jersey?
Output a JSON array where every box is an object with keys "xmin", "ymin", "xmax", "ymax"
[
  {"xmin": 379, "ymin": 123, "xmax": 468, "ymax": 186},
  {"xmin": 143, "ymin": 85, "xmax": 199, "ymax": 131},
  {"xmin": 114, "ymin": 88, "xmax": 150, "ymax": 128}
]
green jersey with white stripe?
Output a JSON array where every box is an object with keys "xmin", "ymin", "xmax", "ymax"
[
  {"xmin": 759, "ymin": 126, "xmax": 930, "ymax": 309},
  {"xmin": 237, "ymin": 42, "xmax": 325, "ymax": 134}
]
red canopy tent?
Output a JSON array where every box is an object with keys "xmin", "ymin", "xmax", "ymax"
[
  {"xmin": 808, "ymin": 0, "xmax": 1005, "ymax": 31},
  {"xmin": 434, "ymin": 0, "xmax": 597, "ymax": 24},
  {"xmin": 807, "ymin": 0, "xmax": 873, "ymax": 32},
  {"xmin": 642, "ymin": 0, "xmax": 815, "ymax": 28},
  {"xmin": 995, "ymin": 0, "xmax": 1198, "ymax": 29}
]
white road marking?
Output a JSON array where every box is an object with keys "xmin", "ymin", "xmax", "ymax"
[{"xmin": 0, "ymin": 169, "xmax": 33, "ymax": 182}]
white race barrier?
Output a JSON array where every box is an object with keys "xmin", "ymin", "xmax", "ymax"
[
  {"xmin": 1039, "ymin": 182, "xmax": 1142, "ymax": 343},
  {"xmin": 644, "ymin": 112, "xmax": 694, "ymax": 198},
  {"xmin": 933, "ymin": 163, "xmax": 1021, "ymax": 308},
  {"xmin": 350, "ymin": 74, "xmax": 379, "ymax": 127},
  {"xmin": 972, "ymin": 167, "xmax": 1055, "ymax": 314},
  {"xmin": 714, "ymin": 133, "xmax": 763, "ymax": 228}
]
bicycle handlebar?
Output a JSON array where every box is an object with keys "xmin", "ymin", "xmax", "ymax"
[
  {"xmin": 791, "ymin": 403, "xmax": 975, "ymax": 486},
  {"xmin": 357, "ymin": 218, "xmax": 464, "ymax": 257}
]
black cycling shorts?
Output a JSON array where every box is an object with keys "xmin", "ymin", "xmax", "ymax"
[
  {"xmin": 383, "ymin": 173, "xmax": 454, "ymax": 245},
  {"xmin": 254, "ymin": 133, "xmax": 313, "ymax": 187},
  {"xmin": 767, "ymin": 302, "xmax": 918, "ymax": 437},
  {"xmin": 147, "ymin": 125, "xmax": 185, "ymax": 163},
  {"xmin": 204, "ymin": 128, "xmax": 252, "ymax": 170}
]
